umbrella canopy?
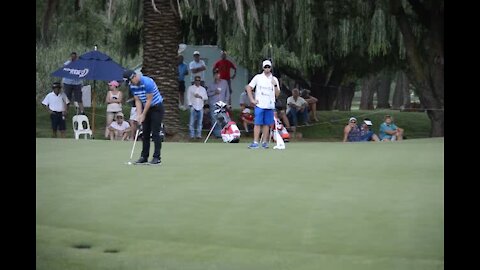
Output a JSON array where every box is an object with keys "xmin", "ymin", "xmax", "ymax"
[
  {"xmin": 51, "ymin": 50, "xmax": 127, "ymax": 139},
  {"xmin": 51, "ymin": 50, "xmax": 125, "ymax": 81}
]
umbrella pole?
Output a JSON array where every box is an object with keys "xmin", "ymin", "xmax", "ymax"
[{"xmin": 92, "ymin": 81, "xmax": 96, "ymax": 139}]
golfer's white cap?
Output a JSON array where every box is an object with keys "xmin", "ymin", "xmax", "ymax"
[
  {"xmin": 363, "ymin": 120, "xmax": 372, "ymax": 126},
  {"xmin": 193, "ymin": 51, "xmax": 200, "ymax": 55},
  {"xmin": 262, "ymin": 60, "xmax": 272, "ymax": 68}
]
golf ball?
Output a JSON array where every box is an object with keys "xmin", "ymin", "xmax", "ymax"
[{"xmin": 127, "ymin": 161, "xmax": 132, "ymax": 165}]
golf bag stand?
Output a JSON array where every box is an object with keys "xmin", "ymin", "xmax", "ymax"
[{"xmin": 204, "ymin": 101, "xmax": 240, "ymax": 143}]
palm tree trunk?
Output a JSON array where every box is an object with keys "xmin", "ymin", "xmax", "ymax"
[{"xmin": 143, "ymin": 0, "xmax": 182, "ymax": 136}]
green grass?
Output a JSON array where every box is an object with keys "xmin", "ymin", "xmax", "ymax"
[
  {"xmin": 36, "ymin": 138, "xmax": 444, "ymax": 270},
  {"xmin": 36, "ymin": 102, "xmax": 431, "ymax": 141}
]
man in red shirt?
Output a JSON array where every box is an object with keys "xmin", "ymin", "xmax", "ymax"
[{"xmin": 213, "ymin": 50, "xmax": 237, "ymax": 105}]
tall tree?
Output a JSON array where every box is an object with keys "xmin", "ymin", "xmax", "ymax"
[
  {"xmin": 390, "ymin": 0, "xmax": 444, "ymax": 136},
  {"xmin": 143, "ymin": 0, "xmax": 182, "ymax": 136}
]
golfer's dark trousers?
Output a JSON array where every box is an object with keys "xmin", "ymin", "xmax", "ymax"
[{"xmin": 141, "ymin": 103, "xmax": 165, "ymax": 159}]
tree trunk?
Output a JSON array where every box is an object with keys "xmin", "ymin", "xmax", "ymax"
[
  {"xmin": 310, "ymin": 69, "xmax": 329, "ymax": 110},
  {"xmin": 143, "ymin": 0, "xmax": 182, "ymax": 136},
  {"xmin": 390, "ymin": 0, "xmax": 444, "ymax": 137},
  {"xmin": 392, "ymin": 70, "xmax": 410, "ymax": 110},
  {"xmin": 335, "ymin": 84, "xmax": 355, "ymax": 111},
  {"xmin": 41, "ymin": 0, "xmax": 58, "ymax": 45},
  {"xmin": 375, "ymin": 72, "xmax": 392, "ymax": 109},
  {"xmin": 359, "ymin": 74, "xmax": 376, "ymax": 110}
]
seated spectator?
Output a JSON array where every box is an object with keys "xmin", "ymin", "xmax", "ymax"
[
  {"xmin": 379, "ymin": 115, "xmax": 404, "ymax": 141},
  {"xmin": 202, "ymin": 104, "xmax": 212, "ymax": 130},
  {"xmin": 105, "ymin": 80, "xmax": 123, "ymax": 138},
  {"xmin": 359, "ymin": 118, "xmax": 380, "ymax": 142},
  {"xmin": 275, "ymin": 85, "xmax": 291, "ymax": 131},
  {"xmin": 286, "ymin": 88, "xmax": 310, "ymax": 128},
  {"xmin": 239, "ymin": 89, "xmax": 255, "ymax": 132},
  {"xmin": 108, "ymin": 112, "xmax": 131, "ymax": 141},
  {"xmin": 301, "ymin": 89, "xmax": 319, "ymax": 122},
  {"xmin": 343, "ymin": 117, "xmax": 362, "ymax": 142},
  {"xmin": 240, "ymin": 108, "xmax": 254, "ymax": 133}
]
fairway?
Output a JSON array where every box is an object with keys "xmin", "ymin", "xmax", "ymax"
[{"xmin": 36, "ymin": 138, "xmax": 444, "ymax": 270}]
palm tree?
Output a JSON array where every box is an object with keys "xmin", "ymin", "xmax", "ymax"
[{"xmin": 142, "ymin": 0, "xmax": 182, "ymax": 137}]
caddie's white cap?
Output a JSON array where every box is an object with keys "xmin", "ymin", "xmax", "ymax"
[{"xmin": 262, "ymin": 60, "xmax": 272, "ymax": 68}]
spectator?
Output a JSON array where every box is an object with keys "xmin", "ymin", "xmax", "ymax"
[
  {"xmin": 379, "ymin": 115, "xmax": 404, "ymax": 141},
  {"xmin": 343, "ymin": 117, "xmax": 362, "ymax": 142},
  {"xmin": 187, "ymin": 75, "xmax": 208, "ymax": 139},
  {"xmin": 104, "ymin": 80, "xmax": 123, "ymax": 138},
  {"xmin": 301, "ymin": 89, "xmax": 319, "ymax": 122},
  {"xmin": 62, "ymin": 52, "xmax": 84, "ymax": 115},
  {"xmin": 239, "ymin": 89, "xmax": 255, "ymax": 133},
  {"xmin": 212, "ymin": 50, "xmax": 237, "ymax": 105},
  {"xmin": 286, "ymin": 88, "xmax": 310, "ymax": 129},
  {"xmin": 41, "ymin": 82, "xmax": 70, "ymax": 138},
  {"xmin": 178, "ymin": 54, "xmax": 189, "ymax": 110},
  {"xmin": 189, "ymin": 51, "xmax": 207, "ymax": 87},
  {"xmin": 207, "ymin": 69, "xmax": 230, "ymax": 138},
  {"xmin": 108, "ymin": 112, "xmax": 131, "ymax": 141},
  {"xmin": 275, "ymin": 82, "xmax": 291, "ymax": 131},
  {"xmin": 359, "ymin": 118, "xmax": 380, "ymax": 142},
  {"xmin": 126, "ymin": 91, "xmax": 139, "ymax": 141},
  {"xmin": 245, "ymin": 59, "xmax": 280, "ymax": 149}
]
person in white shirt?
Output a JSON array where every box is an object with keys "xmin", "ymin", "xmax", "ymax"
[
  {"xmin": 245, "ymin": 59, "xmax": 280, "ymax": 149},
  {"xmin": 189, "ymin": 51, "xmax": 207, "ymax": 87},
  {"xmin": 187, "ymin": 75, "xmax": 208, "ymax": 139},
  {"xmin": 41, "ymin": 82, "xmax": 70, "ymax": 138},
  {"xmin": 286, "ymin": 88, "xmax": 310, "ymax": 128},
  {"xmin": 108, "ymin": 112, "xmax": 131, "ymax": 141}
]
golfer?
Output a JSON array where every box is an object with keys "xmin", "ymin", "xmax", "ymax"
[
  {"xmin": 123, "ymin": 70, "xmax": 164, "ymax": 165},
  {"xmin": 246, "ymin": 59, "xmax": 280, "ymax": 149}
]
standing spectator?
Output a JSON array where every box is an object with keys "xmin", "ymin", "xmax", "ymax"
[
  {"xmin": 104, "ymin": 80, "xmax": 123, "ymax": 138},
  {"xmin": 41, "ymin": 82, "xmax": 70, "ymax": 138},
  {"xmin": 286, "ymin": 88, "xmax": 310, "ymax": 129},
  {"xmin": 187, "ymin": 75, "xmax": 208, "ymax": 139},
  {"xmin": 108, "ymin": 112, "xmax": 131, "ymax": 141},
  {"xmin": 126, "ymin": 91, "xmax": 139, "ymax": 141},
  {"xmin": 189, "ymin": 51, "xmax": 207, "ymax": 87},
  {"xmin": 123, "ymin": 70, "xmax": 165, "ymax": 165},
  {"xmin": 246, "ymin": 59, "xmax": 280, "ymax": 149},
  {"xmin": 207, "ymin": 69, "xmax": 230, "ymax": 138},
  {"xmin": 62, "ymin": 52, "xmax": 84, "ymax": 115},
  {"xmin": 178, "ymin": 54, "xmax": 189, "ymax": 110},
  {"xmin": 379, "ymin": 115, "xmax": 404, "ymax": 141},
  {"xmin": 212, "ymin": 50, "xmax": 237, "ymax": 105},
  {"xmin": 343, "ymin": 117, "xmax": 362, "ymax": 142}
]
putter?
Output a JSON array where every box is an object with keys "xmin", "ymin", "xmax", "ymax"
[{"xmin": 125, "ymin": 128, "xmax": 140, "ymax": 165}]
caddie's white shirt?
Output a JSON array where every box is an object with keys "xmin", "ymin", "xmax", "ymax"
[
  {"xmin": 248, "ymin": 73, "xmax": 279, "ymax": 109},
  {"xmin": 286, "ymin": 96, "xmax": 308, "ymax": 114},
  {"xmin": 41, "ymin": 91, "xmax": 70, "ymax": 112},
  {"xmin": 110, "ymin": 121, "xmax": 130, "ymax": 131},
  {"xmin": 189, "ymin": 60, "xmax": 206, "ymax": 82},
  {"xmin": 187, "ymin": 85, "xmax": 208, "ymax": 111}
]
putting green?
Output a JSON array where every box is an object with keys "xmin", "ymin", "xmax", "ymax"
[{"xmin": 36, "ymin": 138, "xmax": 444, "ymax": 270}]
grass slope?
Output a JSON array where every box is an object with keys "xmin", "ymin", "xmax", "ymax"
[
  {"xmin": 36, "ymin": 103, "xmax": 431, "ymax": 141},
  {"xmin": 36, "ymin": 138, "xmax": 444, "ymax": 269}
]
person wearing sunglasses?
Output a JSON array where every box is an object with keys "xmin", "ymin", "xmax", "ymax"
[
  {"xmin": 343, "ymin": 117, "xmax": 362, "ymax": 142},
  {"xmin": 245, "ymin": 59, "xmax": 280, "ymax": 149}
]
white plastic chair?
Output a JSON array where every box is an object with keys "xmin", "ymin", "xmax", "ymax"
[{"xmin": 72, "ymin": 115, "xmax": 93, "ymax": 140}]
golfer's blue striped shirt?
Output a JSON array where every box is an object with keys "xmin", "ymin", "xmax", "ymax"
[{"xmin": 129, "ymin": 75, "xmax": 163, "ymax": 106}]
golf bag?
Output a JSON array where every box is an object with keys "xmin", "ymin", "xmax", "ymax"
[
  {"xmin": 271, "ymin": 116, "xmax": 290, "ymax": 142},
  {"xmin": 214, "ymin": 101, "xmax": 241, "ymax": 143}
]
